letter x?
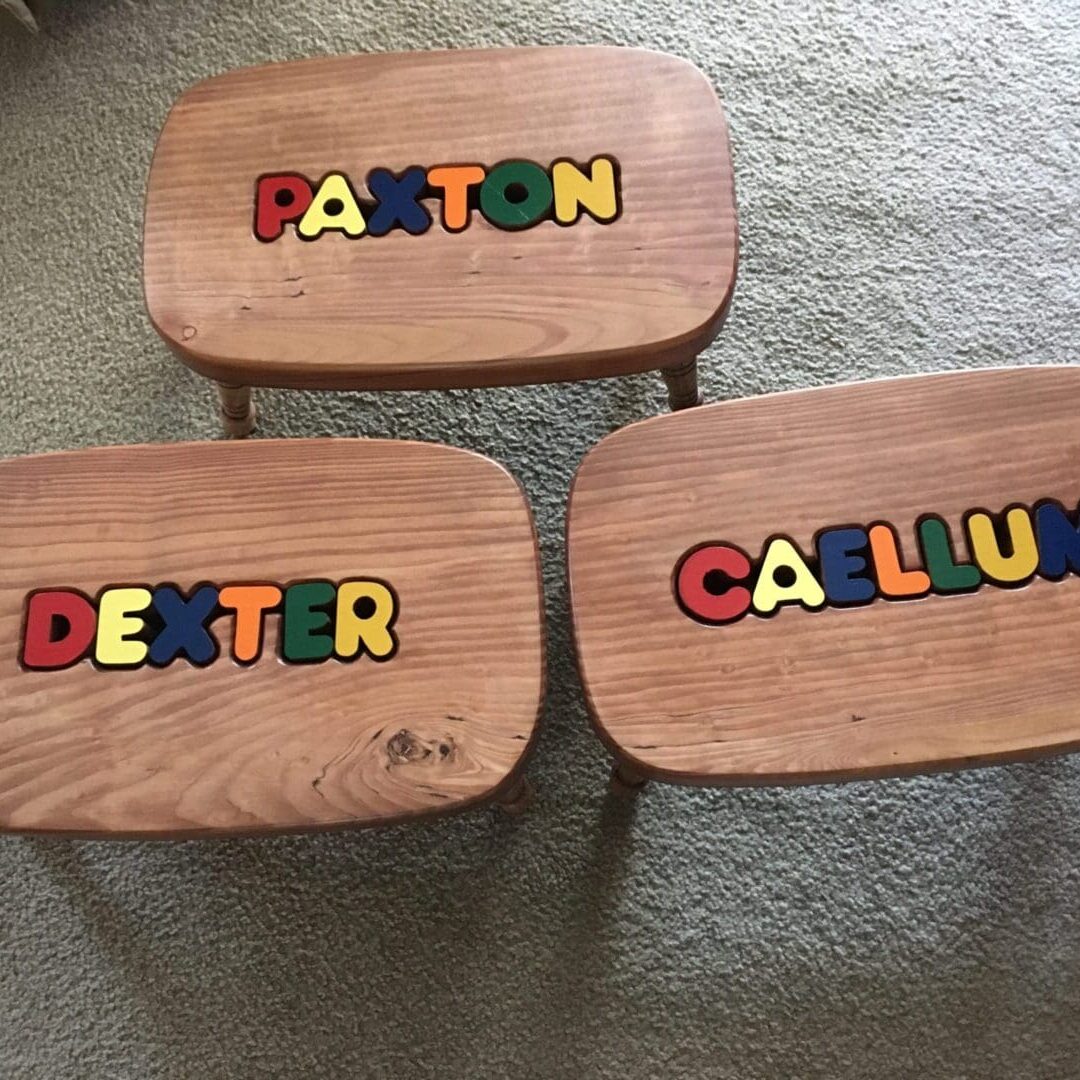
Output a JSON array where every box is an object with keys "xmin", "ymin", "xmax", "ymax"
[
  {"xmin": 366, "ymin": 167, "xmax": 431, "ymax": 236},
  {"xmin": 149, "ymin": 585, "xmax": 220, "ymax": 666}
]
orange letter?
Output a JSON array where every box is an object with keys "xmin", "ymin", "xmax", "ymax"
[
  {"xmin": 427, "ymin": 165, "xmax": 486, "ymax": 231},
  {"xmin": 868, "ymin": 523, "xmax": 930, "ymax": 598},
  {"xmin": 219, "ymin": 585, "xmax": 283, "ymax": 663}
]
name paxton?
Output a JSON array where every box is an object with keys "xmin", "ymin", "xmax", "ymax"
[{"xmin": 254, "ymin": 156, "xmax": 620, "ymax": 241}]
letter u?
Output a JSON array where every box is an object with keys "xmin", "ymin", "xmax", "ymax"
[{"xmin": 965, "ymin": 506, "xmax": 1038, "ymax": 586}]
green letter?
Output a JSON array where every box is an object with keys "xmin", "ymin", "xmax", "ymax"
[
  {"xmin": 918, "ymin": 516, "xmax": 981, "ymax": 593},
  {"xmin": 282, "ymin": 581, "xmax": 335, "ymax": 662},
  {"xmin": 479, "ymin": 161, "xmax": 553, "ymax": 229}
]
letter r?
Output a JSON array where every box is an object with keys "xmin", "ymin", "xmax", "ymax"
[{"xmin": 335, "ymin": 580, "xmax": 399, "ymax": 661}]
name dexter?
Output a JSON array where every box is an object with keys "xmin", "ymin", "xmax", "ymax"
[{"xmin": 21, "ymin": 579, "xmax": 400, "ymax": 670}]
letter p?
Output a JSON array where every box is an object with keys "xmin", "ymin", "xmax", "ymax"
[{"xmin": 254, "ymin": 174, "xmax": 314, "ymax": 241}]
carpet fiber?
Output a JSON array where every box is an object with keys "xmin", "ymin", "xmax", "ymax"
[{"xmin": 1, "ymin": 2, "xmax": 1079, "ymax": 1077}]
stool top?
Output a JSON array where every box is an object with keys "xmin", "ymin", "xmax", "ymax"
[
  {"xmin": 143, "ymin": 46, "xmax": 736, "ymax": 390},
  {"xmin": 568, "ymin": 367, "xmax": 1080, "ymax": 785},
  {"xmin": 0, "ymin": 439, "xmax": 543, "ymax": 836}
]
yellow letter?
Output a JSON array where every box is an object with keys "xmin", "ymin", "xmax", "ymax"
[
  {"xmin": 335, "ymin": 580, "xmax": 398, "ymax": 661},
  {"xmin": 751, "ymin": 538, "xmax": 826, "ymax": 615},
  {"xmin": 298, "ymin": 173, "xmax": 366, "ymax": 239},
  {"xmin": 552, "ymin": 157, "xmax": 619, "ymax": 225},
  {"xmin": 95, "ymin": 587, "xmax": 152, "ymax": 666},
  {"xmin": 966, "ymin": 507, "xmax": 1038, "ymax": 585}
]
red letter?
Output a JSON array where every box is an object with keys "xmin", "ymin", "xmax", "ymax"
[
  {"xmin": 22, "ymin": 590, "xmax": 97, "ymax": 670},
  {"xmin": 675, "ymin": 544, "xmax": 753, "ymax": 625},
  {"xmin": 254, "ymin": 174, "xmax": 314, "ymax": 241}
]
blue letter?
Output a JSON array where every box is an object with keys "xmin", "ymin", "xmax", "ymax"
[
  {"xmin": 1035, "ymin": 501, "xmax": 1080, "ymax": 579},
  {"xmin": 817, "ymin": 527, "xmax": 874, "ymax": 605},
  {"xmin": 366, "ymin": 167, "xmax": 432, "ymax": 236},
  {"xmin": 149, "ymin": 585, "xmax": 220, "ymax": 666}
]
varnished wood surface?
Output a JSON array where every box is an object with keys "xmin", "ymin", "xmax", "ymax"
[
  {"xmin": 143, "ymin": 46, "xmax": 737, "ymax": 389},
  {"xmin": 0, "ymin": 440, "xmax": 543, "ymax": 836},
  {"xmin": 568, "ymin": 367, "xmax": 1080, "ymax": 785}
]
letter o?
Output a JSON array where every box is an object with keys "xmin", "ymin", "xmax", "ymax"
[{"xmin": 479, "ymin": 161, "xmax": 553, "ymax": 229}]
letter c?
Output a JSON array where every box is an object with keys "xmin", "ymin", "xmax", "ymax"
[{"xmin": 675, "ymin": 544, "xmax": 753, "ymax": 625}]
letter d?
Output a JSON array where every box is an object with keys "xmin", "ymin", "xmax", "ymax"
[{"xmin": 21, "ymin": 590, "xmax": 97, "ymax": 670}]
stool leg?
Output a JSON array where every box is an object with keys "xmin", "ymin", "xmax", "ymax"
[
  {"xmin": 217, "ymin": 383, "xmax": 256, "ymax": 438},
  {"xmin": 661, "ymin": 358, "xmax": 702, "ymax": 411},
  {"xmin": 494, "ymin": 775, "xmax": 533, "ymax": 816},
  {"xmin": 609, "ymin": 758, "xmax": 648, "ymax": 797}
]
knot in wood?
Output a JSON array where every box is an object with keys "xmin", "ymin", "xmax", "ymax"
[{"xmin": 386, "ymin": 729, "xmax": 431, "ymax": 764}]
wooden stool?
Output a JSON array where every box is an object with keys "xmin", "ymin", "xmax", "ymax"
[
  {"xmin": 0, "ymin": 439, "xmax": 543, "ymax": 836},
  {"xmin": 142, "ymin": 47, "xmax": 737, "ymax": 435},
  {"xmin": 568, "ymin": 367, "xmax": 1080, "ymax": 792}
]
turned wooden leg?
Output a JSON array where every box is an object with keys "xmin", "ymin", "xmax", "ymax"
[
  {"xmin": 494, "ymin": 776, "xmax": 533, "ymax": 816},
  {"xmin": 609, "ymin": 758, "xmax": 648, "ymax": 797},
  {"xmin": 661, "ymin": 358, "xmax": 702, "ymax": 411},
  {"xmin": 216, "ymin": 383, "xmax": 256, "ymax": 438}
]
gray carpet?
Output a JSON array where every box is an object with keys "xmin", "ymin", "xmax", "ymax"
[{"xmin": 2, "ymin": 1, "xmax": 1079, "ymax": 1077}]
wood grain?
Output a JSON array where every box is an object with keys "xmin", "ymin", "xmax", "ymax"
[
  {"xmin": 0, "ymin": 440, "xmax": 543, "ymax": 836},
  {"xmin": 568, "ymin": 367, "xmax": 1080, "ymax": 785},
  {"xmin": 143, "ymin": 46, "xmax": 737, "ymax": 390}
]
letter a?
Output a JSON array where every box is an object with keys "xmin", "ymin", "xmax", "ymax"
[
  {"xmin": 751, "ymin": 537, "xmax": 826, "ymax": 616},
  {"xmin": 298, "ymin": 173, "xmax": 366, "ymax": 239}
]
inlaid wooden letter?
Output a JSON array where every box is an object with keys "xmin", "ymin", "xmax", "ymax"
[{"xmin": 552, "ymin": 157, "xmax": 619, "ymax": 224}]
